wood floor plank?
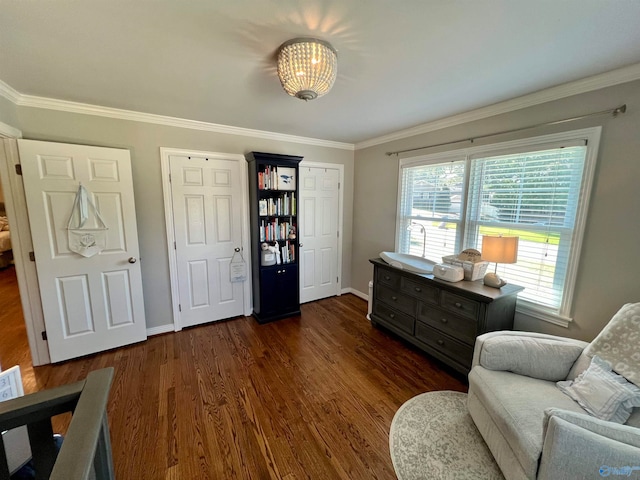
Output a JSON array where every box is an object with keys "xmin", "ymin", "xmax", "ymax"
[{"xmin": 0, "ymin": 266, "xmax": 468, "ymax": 479}]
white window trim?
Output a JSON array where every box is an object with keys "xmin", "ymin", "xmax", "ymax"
[
  {"xmin": 395, "ymin": 150, "xmax": 466, "ymax": 251},
  {"xmin": 395, "ymin": 126, "xmax": 602, "ymax": 327}
]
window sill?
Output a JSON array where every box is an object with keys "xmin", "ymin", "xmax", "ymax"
[{"xmin": 516, "ymin": 300, "xmax": 573, "ymax": 328}]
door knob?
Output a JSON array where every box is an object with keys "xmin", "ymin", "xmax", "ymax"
[
  {"xmin": 299, "ymin": 243, "xmax": 303, "ymax": 247},
  {"xmin": 128, "ymin": 257, "xmax": 137, "ymax": 264}
]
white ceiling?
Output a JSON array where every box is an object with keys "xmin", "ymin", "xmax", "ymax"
[{"xmin": 2, "ymin": 0, "xmax": 640, "ymax": 145}]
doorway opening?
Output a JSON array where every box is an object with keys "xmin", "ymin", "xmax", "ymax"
[
  {"xmin": 0, "ymin": 265, "xmax": 31, "ymax": 371},
  {"xmin": 0, "ymin": 138, "xmax": 37, "ymax": 378},
  {"xmin": 0, "ymin": 134, "xmax": 50, "ymax": 368}
]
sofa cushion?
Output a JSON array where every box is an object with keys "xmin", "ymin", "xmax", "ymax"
[
  {"xmin": 469, "ymin": 366, "xmax": 587, "ymax": 479},
  {"xmin": 543, "ymin": 408, "xmax": 640, "ymax": 448},
  {"xmin": 585, "ymin": 302, "xmax": 640, "ymax": 387},
  {"xmin": 538, "ymin": 413, "xmax": 640, "ymax": 480},
  {"xmin": 557, "ymin": 356, "xmax": 640, "ymax": 423},
  {"xmin": 480, "ymin": 336, "xmax": 584, "ymax": 381}
]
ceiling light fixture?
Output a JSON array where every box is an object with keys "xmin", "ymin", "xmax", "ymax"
[{"xmin": 276, "ymin": 38, "xmax": 337, "ymax": 101}]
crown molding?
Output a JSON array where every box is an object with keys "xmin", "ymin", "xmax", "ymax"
[
  {"xmin": 355, "ymin": 62, "xmax": 640, "ymax": 150},
  {"xmin": 17, "ymin": 94, "xmax": 355, "ymax": 150},
  {"xmin": 0, "ymin": 79, "xmax": 21, "ymax": 104},
  {"xmin": 0, "ymin": 121, "xmax": 22, "ymax": 139},
  {"xmin": 0, "ymin": 80, "xmax": 354, "ymax": 151},
  {"xmin": 2, "ymin": 62, "xmax": 639, "ymax": 152}
]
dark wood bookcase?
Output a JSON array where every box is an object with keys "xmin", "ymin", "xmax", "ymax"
[{"xmin": 246, "ymin": 152, "xmax": 303, "ymax": 323}]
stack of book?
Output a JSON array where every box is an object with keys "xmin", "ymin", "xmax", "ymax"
[
  {"xmin": 258, "ymin": 165, "xmax": 277, "ymax": 190},
  {"xmin": 259, "ymin": 193, "xmax": 296, "ymax": 216},
  {"xmin": 280, "ymin": 240, "xmax": 295, "ymax": 264},
  {"xmin": 259, "ymin": 219, "xmax": 294, "ymax": 242}
]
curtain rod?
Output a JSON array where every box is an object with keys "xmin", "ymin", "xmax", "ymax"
[{"xmin": 385, "ymin": 104, "xmax": 627, "ymax": 157}]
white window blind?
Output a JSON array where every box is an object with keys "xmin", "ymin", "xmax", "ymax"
[
  {"xmin": 396, "ymin": 128, "xmax": 601, "ymax": 323},
  {"xmin": 398, "ymin": 160, "xmax": 466, "ymax": 263},
  {"xmin": 464, "ymin": 146, "xmax": 587, "ymax": 310}
]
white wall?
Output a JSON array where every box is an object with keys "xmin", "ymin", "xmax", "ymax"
[{"xmin": 0, "ymin": 97, "xmax": 18, "ymax": 130}]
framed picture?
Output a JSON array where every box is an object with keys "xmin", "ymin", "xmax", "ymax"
[{"xmin": 278, "ymin": 167, "xmax": 296, "ymax": 191}]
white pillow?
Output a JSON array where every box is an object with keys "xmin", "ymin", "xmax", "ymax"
[
  {"xmin": 585, "ymin": 302, "xmax": 640, "ymax": 387},
  {"xmin": 557, "ymin": 356, "xmax": 640, "ymax": 423}
]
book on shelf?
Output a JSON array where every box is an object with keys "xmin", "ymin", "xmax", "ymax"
[
  {"xmin": 259, "ymin": 193, "xmax": 296, "ymax": 216},
  {"xmin": 258, "ymin": 219, "xmax": 295, "ymax": 242},
  {"xmin": 282, "ymin": 240, "xmax": 295, "ymax": 263},
  {"xmin": 258, "ymin": 165, "xmax": 296, "ymax": 191}
]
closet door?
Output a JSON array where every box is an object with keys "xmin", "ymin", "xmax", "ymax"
[
  {"xmin": 299, "ymin": 166, "xmax": 340, "ymax": 303},
  {"xmin": 169, "ymin": 154, "xmax": 245, "ymax": 328}
]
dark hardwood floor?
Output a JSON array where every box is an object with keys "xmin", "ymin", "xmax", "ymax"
[{"xmin": 0, "ymin": 266, "xmax": 467, "ymax": 479}]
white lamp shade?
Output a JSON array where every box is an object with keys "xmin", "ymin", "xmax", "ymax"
[
  {"xmin": 277, "ymin": 38, "xmax": 337, "ymax": 101},
  {"xmin": 481, "ymin": 235, "xmax": 519, "ymax": 264}
]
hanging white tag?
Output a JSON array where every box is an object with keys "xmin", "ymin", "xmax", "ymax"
[{"xmin": 230, "ymin": 250, "xmax": 247, "ymax": 283}]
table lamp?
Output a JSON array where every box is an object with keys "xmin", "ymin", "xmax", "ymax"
[{"xmin": 481, "ymin": 235, "xmax": 519, "ymax": 288}]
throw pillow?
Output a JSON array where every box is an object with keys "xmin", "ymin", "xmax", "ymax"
[
  {"xmin": 480, "ymin": 336, "xmax": 584, "ymax": 381},
  {"xmin": 557, "ymin": 355, "xmax": 640, "ymax": 423},
  {"xmin": 585, "ymin": 303, "xmax": 640, "ymax": 387}
]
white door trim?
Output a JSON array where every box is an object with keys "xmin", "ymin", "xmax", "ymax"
[
  {"xmin": 160, "ymin": 147, "xmax": 252, "ymax": 331},
  {"xmin": 0, "ymin": 136, "xmax": 51, "ymax": 366},
  {"xmin": 299, "ymin": 160, "xmax": 344, "ymax": 296}
]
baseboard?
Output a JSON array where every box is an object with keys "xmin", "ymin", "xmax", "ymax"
[
  {"xmin": 146, "ymin": 324, "xmax": 175, "ymax": 337},
  {"xmin": 341, "ymin": 287, "xmax": 369, "ymax": 301}
]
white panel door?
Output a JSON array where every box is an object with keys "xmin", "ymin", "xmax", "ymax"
[
  {"xmin": 18, "ymin": 140, "xmax": 147, "ymax": 363},
  {"xmin": 170, "ymin": 155, "xmax": 244, "ymax": 327},
  {"xmin": 299, "ymin": 166, "xmax": 340, "ymax": 303}
]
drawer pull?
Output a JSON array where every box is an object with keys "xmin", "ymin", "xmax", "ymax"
[
  {"xmin": 437, "ymin": 339, "xmax": 444, "ymax": 346},
  {"xmin": 455, "ymin": 302, "xmax": 463, "ymax": 308},
  {"xmin": 440, "ymin": 318, "xmax": 448, "ymax": 324},
  {"xmin": 391, "ymin": 296, "xmax": 398, "ymax": 301},
  {"xmin": 389, "ymin": 313, "xmax": 395, "ymax": 319},
  {"xmin": 384, "ymin": 275, "xmax": 391, "ymax": 281},
  {"xmin": 415, "ymin": 287, "xmax": 422, "ymax": 292}
]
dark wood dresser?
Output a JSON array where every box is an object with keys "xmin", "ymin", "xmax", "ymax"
[{"xmin": 370, "ymin": 258, "xmax": 524, "ymax": 374}]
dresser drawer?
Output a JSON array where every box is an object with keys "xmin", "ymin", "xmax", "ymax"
[
  {"xmin": 373, "ymin": 302, "xmax": 415, "ymax": 335},
  {"xmin": 375, "ymin": 284, "xmax": 416, "ymax": 317},
  {"xmin": 415, "ymin": 322, "xmax": 474, "ymax": 367},
  {"xmin": 376, "ymin": 267, "xmax": 401, "ymax": 289},
  {"xmin": 440, "ymin": 290, "xmax": 480, "ymax": 321},
  {"xmin": 417, "ymin": 304, "xmax": 477, "ymax": 345},
  {"xmin": 400, "ymin": 276, "xmax": 438, "ymax": 304}
]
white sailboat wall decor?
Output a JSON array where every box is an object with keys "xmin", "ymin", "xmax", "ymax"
[{"xmin": 67, "ymin": 184, "xmax": 109, "ymax": 258}]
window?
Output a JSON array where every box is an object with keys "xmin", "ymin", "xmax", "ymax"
[{"xmin": 397, "ymin": 128, "xmax": 601, "ymax": 324}]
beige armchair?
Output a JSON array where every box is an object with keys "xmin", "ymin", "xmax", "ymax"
[{"xmin": 468, "ymin": 304, "xmax": 640, "ymax": 480}]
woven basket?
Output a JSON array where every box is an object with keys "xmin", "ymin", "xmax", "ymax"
[{"xmin": 442, "ymin": 255, "xmax": 489, "ymax": 281}]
